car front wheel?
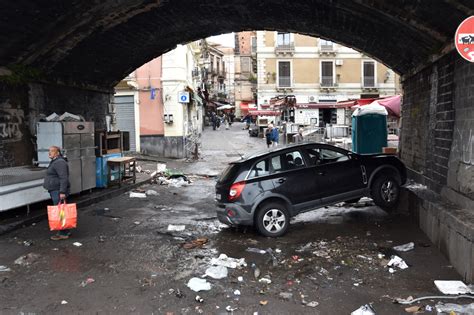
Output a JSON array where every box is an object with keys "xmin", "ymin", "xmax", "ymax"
[
  {"xmin": 371, "ymin": 175, "xmax": 400, "ymax": 211},
  {"xmin": 255, "ymin": 202, "xmax": 290, "ymax": 237}
]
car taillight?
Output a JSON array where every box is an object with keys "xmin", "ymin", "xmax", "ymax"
[{"xmin": 228, "ymin": 181, "xmax": 245, "ymax": 201}]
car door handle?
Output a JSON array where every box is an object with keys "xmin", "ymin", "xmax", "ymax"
[{"xmin": 277, "ymin": 178, "xmax": 286, "ymax": 183}]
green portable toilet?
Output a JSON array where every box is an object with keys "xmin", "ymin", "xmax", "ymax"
[{"xmin": 351, "ymin": 103, "xmax": 388, "ymax": 154}]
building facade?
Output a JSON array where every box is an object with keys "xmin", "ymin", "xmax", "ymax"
[
  {"xmin": 256, "ymin": 31, "xmax": 400, "ymax": 126},
  {"xmin": 234, "ymin": 31, "xmax": 258, "ymax": 118},
  {"xmin": 115, "ymin": 42, "xmax": 204, "ymax": 158}
]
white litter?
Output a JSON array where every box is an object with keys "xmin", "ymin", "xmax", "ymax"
[
  {"xmin": 435, "ymin": 303, "xmax": 474, "ymax": 313},
  {"xmin": 145, "ymin": 190, "xmax": 159, "ymax": 196},
  {"xmin": 210, "ymin": 254, "xmax": 246, "ymax": 269},
  {"xmin": 351, "ymin": 304, "xmax": 376, "ymax": 315},
  {"xmin": 389, "ymin": 268, "xmax": 396, "ymax": 274},
  {"xmin": 73, "ymin": 242, "xmax": 82, "ymax": 247},
  {"xmin": 237, "ymin": 276, "xmax": 244, "ymax": 282},
  {"xmin": 234, "ymin": 290, "xmax": 241, "ymax": 296},
  {"xmin": 387, "ymin": 255, "xmax": 408, "ymax": 270},
  {"xmin": 275, "ymin": 249, "xmax": 282, "ymax": 253},
  {"xmin": 129, "ymin": 192, "xmax": 147, "ymax": 198},
  {"xmin": 259, "ymin": 277, "xmax": 272, "ymax": 284},
  {"xmin": 307, "ymin": 301, "xmax": 319, "ymax": 307},
  {"xmin": 187, "ymin": 277, "xmax": 211, "ymax": 292},
  {"xmin": 393, "ymin": 242, "xmax": 415, "ymax": 252},
  {"xmin": 157, "ymin": 163, "xmax": 167, "ymax": 173},
  {"xmin": 134, "ymin": 221, "xmax": 141, "ymax": 225},
  {"xmin": 167, "ymin": 225, "xmax": 185, "ymax": 232},
  {"xmin": 204, "ymin": 265, "xmax": 228, "ymax": 279},
  {"xmin": 246, "ymin": 247, "xmax": 266, "ymax": 254},
  {"xmin": 434, "ymin": 280, "xmax": 473, "ymax": 295},
  {"xmin": 226, "ymin": 306, "xmax": 238, "ymax": 312},
  {"xmin": 169, "ymin": 177, "xmax": 188, "ymax": 188},
  {"xmin": 61, "ymin": 300, "xmax": 68, "ymax": 305},
  {"xmin": 0, "ymin": 265, "xmax": 11, "ymax": 272}
]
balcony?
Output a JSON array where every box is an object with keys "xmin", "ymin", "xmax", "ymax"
[
  {"xmin": 278, "ymin": 76, "xmax": 292, "ymax": 88},
  {"xmin": 275, "ymin": 43, "xmax": 295, "ymax": 56},
  {"xmin": 363, "ymin": 76, "xmax": 376, "ymax": 88},
  {"xmin": 319, "ymin": 44, "xmax": 337, "ymax": 56},
  {"xmin": 362, "ymin": 76, "xmax": 378, "ymax": 91},
  {"xmin": 320, "ymin": 76, "xmax": 335, "ymax": 87}
]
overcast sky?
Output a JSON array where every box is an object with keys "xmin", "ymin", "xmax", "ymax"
[{"xmin": 207, "ymin": 33, "xmax": 235, "ymax": 48}]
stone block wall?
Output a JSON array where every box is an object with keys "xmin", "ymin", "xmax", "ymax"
[
  {"xmin": 401, "ymin": 51, "xmax": 474, "ymax": 209},
  {"xmin": 140, "ymin": 135, "xmax": 185, "ymax": 159}
]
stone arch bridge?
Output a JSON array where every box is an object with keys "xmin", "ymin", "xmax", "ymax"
[{"xmin": 0, "ymin": 0, "xmax": 473, "ymax": 280}]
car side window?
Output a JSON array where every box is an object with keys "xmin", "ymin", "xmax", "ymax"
[
  {"xmin": 306, "ymin": 148, "xmax": 322, "ymax": 166},
  {"xmin": 248, "ymin": 159, "xmax": 270, "ymax": 179},
  {"xmin": 320, "ymin": 148, "xmax": 349, "ymax": 164},
  {"xmin": 272, "ymin": 150, "xmax": 305, "ymax": 172},
  {"xmin": 306, "ymin": 147, "xmax": 349, "ymax": 165}
]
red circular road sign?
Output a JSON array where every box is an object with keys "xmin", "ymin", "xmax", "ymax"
[{"xmin": 455, "ymin": 16, "xmax": 474, "ymax": 62}]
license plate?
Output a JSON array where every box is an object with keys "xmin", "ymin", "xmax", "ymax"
[{"xmin": 216, "ymin": 193, "xmax": 221, "ymax": 200}]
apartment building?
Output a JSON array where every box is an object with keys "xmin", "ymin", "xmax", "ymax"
[
  {"xmin": 256, "ymin": 31, "xmax": 400, "ymax": 126},
  {"xmin": 234, "ymin": 31, "xmax": 258, "ymax": 117}
]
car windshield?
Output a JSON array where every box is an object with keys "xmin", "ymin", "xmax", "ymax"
[{"xmin": 218, "ymin": 164, "xmax": 240, "ymax": 183}]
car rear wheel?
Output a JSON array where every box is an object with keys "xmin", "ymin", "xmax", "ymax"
[
  {"xmin": 255, "ymin": 202, "xmax": 290, "ymax": 237},
  {"xmin": 371, "ymin": 175, "xmax": 400, "ymax": 211}
]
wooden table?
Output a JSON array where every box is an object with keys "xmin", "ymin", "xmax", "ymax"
[{"xmin": 107, "ymin": 157, "xmax": 136, "ymax": 187}]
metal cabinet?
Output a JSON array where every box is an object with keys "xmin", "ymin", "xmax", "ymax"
[{"xmin": 37, "ymin": 122, "xmax": 96, "ymax": 194}]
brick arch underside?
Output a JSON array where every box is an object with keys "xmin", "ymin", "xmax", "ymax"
[{"xmin": 0, "ymin": 0, "xmax": 469, "ymax": 88}]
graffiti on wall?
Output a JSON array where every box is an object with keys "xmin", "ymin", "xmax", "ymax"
[
  {"xmin": 0, "ymin": 99, "xmax": 25, "ymax": 143},
  {"xmin": 453, "ymin": 127, "xmax": 474, "ymax": 165}
]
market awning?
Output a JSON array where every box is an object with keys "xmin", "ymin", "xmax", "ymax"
[{"xmin": 248, "ymin": 110, "xmax": 280, "ymax": 116}]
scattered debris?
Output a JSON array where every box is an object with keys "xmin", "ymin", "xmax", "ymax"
[
  {"xmin": 425, "ymin": 305, "xmax": 433, "ymax": 312},
  {"xmin": 387, "ymin": 255, "xmax": 409, "ymax": 270},
  {"xmin": 168, "ymin": 225, "xmax": 186, "ymax": 232},
  {"xmin": 279, "ymin": 292, "xmax": 293, "ymax": 300},
  {"xmin": 183, "ymin": 238, "xmax": 208, "ymax": 249},
  {"xmin": 146, "ymin": 190, "xmax": 159, "ymax": 196},
  {"xmin": 134, "ymin": 221, "xmax": 141, "ymax": 225},
  {"xmin": 258, "ymin": 276, "xmax": 272, "ymax": 284},
  {"xmin": 0, "ymin": 266, "xmax": 11, "ymax": 272},
  {"xmin": 351, "ymin": 304, "xmax": 376, "ymax": 315},
  {"xmin": 14, "ymin": 253, "xmax": 40, "ymax": 266},
  {"xmin": 434, "ymin": 280, "xmax": 473, "ymax": 295},
  {"xmin": 393, "ymin": 242, "xmax": 415, "ymax": 252},
  {"xmin": 204, "ymin": 265, "xmax": 228, "ymax": 279},
  {"xmin": 251, "ymin": 263, "xmax": 261, "ymax": 279},
  {"xmin": 404, "ymin": 305, "xmax": 422, "ymax": 313},
  {"xmin": 130, "ymin": 192, "xmax": 147, "ymax": 198},
  {"xmin": 246, "ymin": 247, "xmax": 266, "ymax": 254},
  {"xmin": 307, "ymin": 301, "xmax": 319, "ymax": 308},
  {"xmin": 395, "ymin": 294, "xmax": 474, "ymax": 305},
  {"xmin": 61, "ymin": 300, "xmax": 68, "ymax": 305},
  {"xmin": 210, "ymin": 254, "xmax": 246, "ymax": 269},
  {"xmin": 169, "ymin": 177, "xmax": 189, "ymax": 188},
  {"xmin": 98, "ymin": 235, "xmax": 106, "ymax": 243},
  {"xmin": 237, "ymin": 276, "xmax": 243, "ymax": 282},
  {"xmin": 225, "ymin": 305, "xmax": 237, "ymax": 312},
  {"xmin": 73, "ymin": 242, "xmax": 83, "ymax": 247},
  {"xmin": 187, "ymin": 278, "xmax": 211, "ymax": 292},
  {"xmin": 234, "ymin": 290, "xmax": 241, "ymax": 296},
  {"xmin": 435, "ymin": 303, "xmax": 474, "ymax": 314},
  {"xmin": 195, "ymin": 295, "xmax": 204, "ymax": 303},
  {"xmin": 259, "ymin": 300, "xmax": 268, "ymax": 306},
  {"xmin": 275, "ymin": 249, "xmax": 282, "ymax": 254},
  {"xmin": 175, "ymin": 289, "xmax": 184, "ymax": 298},
  {"xmin": 157, "ymin": 163, "xmax": 167, "ymax": 173},
  {"xmin": 80, "ymin": 278, "xmax": 95, "ymax": 287},
  {"xmin": 23, "ymin": 240, "xmax": 33, "ymax": 247}
]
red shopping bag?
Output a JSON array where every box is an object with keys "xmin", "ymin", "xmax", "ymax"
[{"xmin": 47, "ymin": 200, "xmax": 77, "ymax": 231}]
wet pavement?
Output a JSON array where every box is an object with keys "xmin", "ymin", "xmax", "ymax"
[{"xmin": 0, "ymin": 123, "xmax": 468, "ymax": 314}]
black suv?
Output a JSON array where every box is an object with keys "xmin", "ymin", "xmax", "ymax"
[{"xmin": 216, "ymin": 143, "xmax": 407, "ymax": 237}]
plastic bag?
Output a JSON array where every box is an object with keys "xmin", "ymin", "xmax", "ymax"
[{"xmin": 47, "ymin": 200, "xmax": 77, "ymax": 231}]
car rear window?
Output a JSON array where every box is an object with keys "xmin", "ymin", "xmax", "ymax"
[{"xmin": 218, "ymin": 164, "xmax": 240, "ymax": 183}]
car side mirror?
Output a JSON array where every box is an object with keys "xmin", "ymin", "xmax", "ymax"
[{"xmin": 348, "ymin": 152, "xmax": 357, "ymax": 160}]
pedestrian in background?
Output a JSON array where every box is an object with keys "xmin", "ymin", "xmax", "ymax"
[
  {"xmin": 265, "ymin": 124, "xmax": 273, "ymax": 148},
  {"xmin": 43, "ymin": 146, "xmax": 71, "ymax": 240},
  {"xmin": 271, "ymin": 125, "xmax": 279, "ymax": 147}
]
